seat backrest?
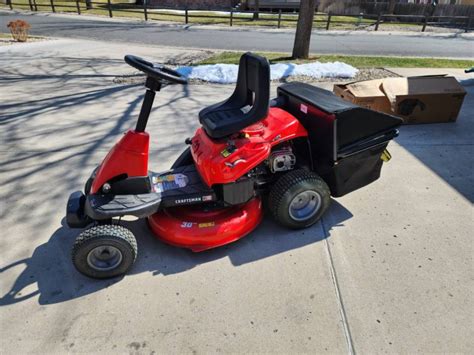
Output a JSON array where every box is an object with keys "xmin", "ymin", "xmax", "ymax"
[
  {"xmin": 199, "ymin": 53, "xmax": 270, "ymax": 125},
  {"xmin": 231, "ymin": 52, "xmax": 270, "ymax": 116}
]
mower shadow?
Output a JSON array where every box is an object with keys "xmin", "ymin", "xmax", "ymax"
[{"xmin": 0, "ymin": 200, "xmax": 352, "ymax": 306}]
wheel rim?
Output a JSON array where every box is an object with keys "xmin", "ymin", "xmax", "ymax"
[
  {"xmin": 288, "ymin": 190, "xmax": 322, "ymax": 222},
  {"xmin": 87, "ymin": 245, "xmax": 123, "ymax": 272}
]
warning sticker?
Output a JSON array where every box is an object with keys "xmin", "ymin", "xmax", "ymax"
[
  {"xmin": 221, "ymin": 149, "xmax": 231, "ymax": 158},
  {"xmin": 300, "ymin": 104, "xmax": 308, "ymax": 114},
  {"xmin": 153, "ymin": 173, "xmax": 188, "ymax": 193}
]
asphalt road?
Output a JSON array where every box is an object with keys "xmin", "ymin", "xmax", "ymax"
[{"xmin": 1, "ymin": 10, "xmax": 473, "ymax": 58}]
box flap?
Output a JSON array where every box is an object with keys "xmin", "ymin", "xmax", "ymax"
[
  {"xmin": 406, "ymin": 74, "xmax": 448, "ymax": 78},
  {"xmin": 381, "ymin": 76, "xmax": 466, "ymax": 106},
  {"xmin": 345, "ymin": 79, "xmax": 386, "ymax": 98}
]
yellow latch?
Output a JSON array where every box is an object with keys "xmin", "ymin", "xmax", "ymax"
[{"xmin": 381, "ymin": 149, "xmax": 392, "ymax": 162}]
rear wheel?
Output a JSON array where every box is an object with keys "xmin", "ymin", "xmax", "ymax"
[
  {"xmin": 268, "ymin": 169, "xmax": 331, "ymax": 229},
  {"xmin": 72, "ymin": 225, "xmax": 137, "ymax": 279}
]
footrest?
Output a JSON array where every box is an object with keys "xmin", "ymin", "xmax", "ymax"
[{"xmin": 85, "ymin": 193, "xmax": 161, "ymax": 220}]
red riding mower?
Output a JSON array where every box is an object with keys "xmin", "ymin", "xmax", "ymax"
[{"xmin": 66, "ymin": 53, "xmax": 402, "ymax": 278}]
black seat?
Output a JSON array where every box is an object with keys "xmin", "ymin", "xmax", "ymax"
[{"xmin": 199, "ymin": 53, "xmax": 270, "ymax": 139}]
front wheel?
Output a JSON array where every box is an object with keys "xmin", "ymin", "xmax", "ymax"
[
  {"xmin": 268, "ymin": 169, "xmax": 331, "ymax": 229},
  {"xmin": 72, "ymin": 225, "xmax": 137, "ymax": 279}
]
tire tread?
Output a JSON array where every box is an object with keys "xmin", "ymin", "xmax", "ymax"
[
  {"xmin": 72, "ymin": 224, "xmax": 137, "ymax": 278},
  {"xmin": 268, "ymin": 169, "xmax": 330, "ymax": 228}
]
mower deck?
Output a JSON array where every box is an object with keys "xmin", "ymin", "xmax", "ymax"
[{"xmin": 149, "ymin": 197, "xmax": 263, "ymax": 252}]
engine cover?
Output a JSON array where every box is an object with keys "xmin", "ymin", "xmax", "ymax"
[{"xmin": 191, "ymin": 107, "xmax": 308, "ymax": 187}]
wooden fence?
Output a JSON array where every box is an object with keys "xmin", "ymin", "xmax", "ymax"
[
  {"xmin": 3, "ymin": 1, "xmax": 473, "ymax": 32},
  {"xmin": 244, "ymin": 1, "xmax": 474, "ymax": 17}
]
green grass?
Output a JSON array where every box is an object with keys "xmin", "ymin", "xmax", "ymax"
[
  {"xmin": 197, "ymin": 51, "xmax": 474, "ymax": 69},
  {"xmin": 2, "ymin": 0, "xmax": 132, "ymax": 14}
]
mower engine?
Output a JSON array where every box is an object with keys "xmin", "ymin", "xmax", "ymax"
[{"xmin": 268, "ymin": 145, "xmax": 296, "ymax": 173}]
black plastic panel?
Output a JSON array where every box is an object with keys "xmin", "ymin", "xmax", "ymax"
[
  {"xmin": 110, "ymin": 176, "xmax": 151, "ymax": 195},
  {"xmin": 277, "ymin": 82, "xmax": 402, "ymax": 151},
  {"xmin": 159, "ymin": 165, "xmax": 216, "ymax": 207},
  {"xmin": 66, "ymin": 191, "xmax": 91, "ymax": 228},
  {"xmin": 85, "ymin": 193, "xmax": 162, "ymax": 220},
  {"xmin": 219, "ymin": 178, "xmax": 255, "ymax": 205},
  {"xmin": 322, "ymin": 143, "xmax": 389, "ymax": 197}
]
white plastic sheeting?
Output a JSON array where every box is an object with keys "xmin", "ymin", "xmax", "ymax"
[{"xmin": 177, "ymin": 62, "xmax": 358, "ymax": 84}]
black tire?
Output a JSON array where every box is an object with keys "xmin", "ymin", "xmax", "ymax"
[
  {"xmin": 268, "ymin": 169, "xmax": 331, "ymax": 229},
  {"xmin": 72, "ymin": 225, "xmax": 137, "ymax": 279}
]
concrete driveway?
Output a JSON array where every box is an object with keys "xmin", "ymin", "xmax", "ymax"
[{"xmin": 0, "ymin": 39, "xmax": 472, "ymax": 354}]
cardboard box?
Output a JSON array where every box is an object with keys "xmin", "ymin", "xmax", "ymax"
[{"xmin": 333, "ymin": 76, "xmax": 466, "ymax": 124}]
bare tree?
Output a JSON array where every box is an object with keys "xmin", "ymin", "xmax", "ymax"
[{"xmin": 292, "ymin": 0, "xmax": 317, "ymax": 59}]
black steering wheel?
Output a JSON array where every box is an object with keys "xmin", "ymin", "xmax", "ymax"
[{"xmin": 124, "ymin": 55, "xmax": 187, "ymax": 85}]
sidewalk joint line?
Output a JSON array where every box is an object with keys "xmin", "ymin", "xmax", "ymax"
[{"xmin": 321, "ymin": 217, "xmax": 355, "ymax": 355}]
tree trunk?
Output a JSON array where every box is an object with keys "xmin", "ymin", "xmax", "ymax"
[
  {"xmin": 253, "ymin": 0, "xmax": 260, "ymax": 20},
  {"xmin": 292, "ymin": 0, "xmax": 317, "ymax": 59},
  {"xmin": 388, "ymin": 0, "xmax": 396, "ymax": 14}
]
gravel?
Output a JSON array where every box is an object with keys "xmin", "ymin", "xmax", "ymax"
[{"xmin": 113, "ymin": 67, "xmax": 399, "ymax": 86}]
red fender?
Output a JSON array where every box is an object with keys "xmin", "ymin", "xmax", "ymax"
[{"xmin": 91, "ymin": 130, "xmax": 149, "ymax": 194}]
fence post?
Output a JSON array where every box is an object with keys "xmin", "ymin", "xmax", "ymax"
[
  {"xmin": 357, "ymin": 12, "xmax": 363, "ymax": 27},
  {"xmin": 75, "ymin": 0, "xmax": 80, "ymax": 15},
  {"xmin": 421, "ymin": 15, "xmax": 427, "ymax": 32},
  {"xmin": 326, "ymin": 12, "xmax": 332, "ymax": 30},
  {"xmin": 230, "ymin": 8, "xmax": 233, "ymax": 27},
  {"xmin": 185, "ymin": 7, "xmax": 188, "ymax": 24},
  {"xmin": 466, "ymin": 16, "xmax": 472, "ymax": 33},
  {"xmin": 277, "ymin": 9, "xmax": 282, "ymax": 29},
  {"xmin": 106, "ymin": 0, "xmax": 113, "ymax": 18},
  {"xmin": 50, "ymin": 0, "xmax": 55, "ymax": 13},
  {"xmin": 28, "ymin": 0, "xmax": 33, "ymax": 11},
  {"xmin": 7, "ymin": 0, "xmax": 12, "ymax": 10},
  {"xmin": 253, "ymin": 5, "xmax": 259, "ymax": 20},
  {"xmin": 143, "ymin": 0, "xmax": 148, "ymax": 21},
  {"xmin": 33, "ymin": 0, "xmax": 38, "ymax": 11},
  {"xmin": 374, "ymin": 12, "xmax": 381, "ymax": 31}
]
